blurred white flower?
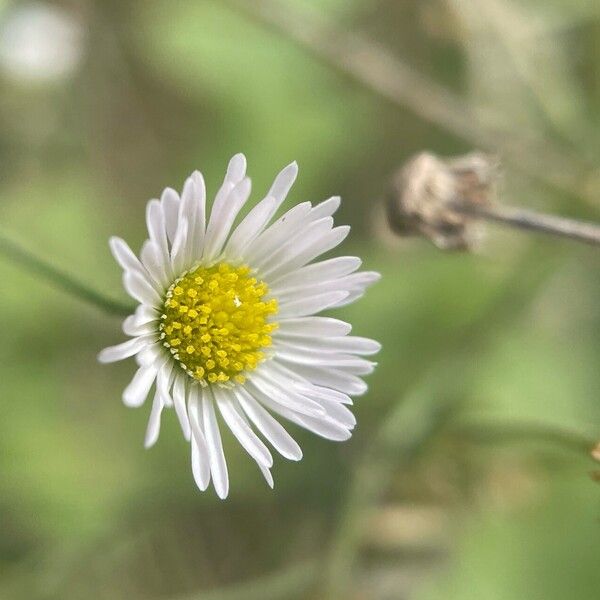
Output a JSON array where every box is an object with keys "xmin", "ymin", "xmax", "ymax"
[
  {"xmin": 99, "ymin": 154, "xmax": 380, "ymax": 498},
  {"xmin": 0, "ymin": 2, "xmax": 84, "ymax": 83}
]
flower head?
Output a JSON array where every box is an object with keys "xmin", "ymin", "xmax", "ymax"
[{"xmin": 99, "ymin": 154, "xmax": 380, "ymax": 498}]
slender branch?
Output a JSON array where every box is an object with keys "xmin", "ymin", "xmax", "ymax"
[
  {"xmin": 451, "ymin": 201, "xmax": 600, "ymax": 247},
  {"xmin": 0, "ymin": 232, "xmax": 133, "ymax": 317},
  {"xmin": 225, "ymin": 0, "xmax": 599, "ymax": 205},
  {"xmin": 386, "ymin": 151, "xmax": 600, "ymax": 250}
]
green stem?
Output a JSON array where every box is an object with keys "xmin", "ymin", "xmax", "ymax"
[{"xmin": 0, "ymin": 232, "xmax": 134, "ymax": 317}]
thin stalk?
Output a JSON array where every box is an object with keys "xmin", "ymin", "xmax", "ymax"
[
  {"xmin": 451, "ymin": 201, "xmax": 600, "ymax": 247},
  {"xmin": 0, "ymin": 232, "xmax": 133, "ymax": 317}
]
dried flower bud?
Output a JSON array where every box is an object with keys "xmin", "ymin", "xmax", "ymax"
[{"xmin": 386, "ymin": 151, "xmax": 498, "ymax": 250}]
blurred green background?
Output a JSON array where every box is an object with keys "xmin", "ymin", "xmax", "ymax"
[{"xmin": 0, "ymin": 0, "xmax": 599, "ymax": 598}]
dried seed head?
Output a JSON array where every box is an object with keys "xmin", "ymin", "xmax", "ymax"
[{"xmin": 386, "ymin": 151, "xmax": 498, "ymax": 250}]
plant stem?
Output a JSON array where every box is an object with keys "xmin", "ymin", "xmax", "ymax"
[
  {"xmin": 0, "ymin": 232, "xmax": 133, "ymax": 317},
  {"xmin": 451, "ymin": 201, "xmax": 600, "ymax": 247}
]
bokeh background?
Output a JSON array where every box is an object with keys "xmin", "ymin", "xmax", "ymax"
[{"xmin": 1, "ymin": 0, "xmax": 599, "ymax": 598}]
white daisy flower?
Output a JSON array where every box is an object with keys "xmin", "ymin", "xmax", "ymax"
[{"xmin": 99, "ymin": 154, "xmax": 380, "ymax": 498}]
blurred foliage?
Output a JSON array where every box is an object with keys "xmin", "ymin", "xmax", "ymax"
[{"xmin": 0, "ymin": 0, "xmax": 599, "ymax": 599}]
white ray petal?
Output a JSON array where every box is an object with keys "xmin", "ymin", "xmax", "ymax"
[
  {"xmin": 172, "ymin": 373, "xmax": 191, "ymax": 441},
  {"xmin": 333, "ymin": 361, "xmax": 377, "ymax": 376},
  {"xmin": 309, "ymin": 196, "xmax": 341, "ymax": 219},
  {"xmin": 156, "ymin": 359, "xmax": 175, "ymax": 407},
  {"xmin": 177, "ymin": 173, "xmax": 206, "ymax": 270},
  {"xmin": 144, "ymin": 389, "xmax": 165, "ymax": 448},
  {"xmin": 214, "ymin": 387, "xmax": 273, "ymax": 468},
  {"xmin": 188, "ymin": 385, "xmax": 206, "ymax": 445},
  {"xmin": 259, "ymin": 395, "xmax": 352, "ymax": 442},
  {"xmin": 136, "ymin": 344, "xmax": 162, "ymax": 367},
  {"xmin": 122, "ymin": 314, "xmax": 156, "ymax": 337},
  {"xmin": 309, "ymin": 369, "xmax": 368, "ymax": 396},
  {"xmin": 225, "ymin": 152, "xmax": 247, "ymax": 183},
  {"xmin": 275, "ymin": 336, "xmax": 381, "ymax": 356},
  {"xmin": 140, "ymin": 240, "xmax": 170, "ymax": 290},
  {"xmin": 275, "ymin": 291, "xmax": 349, "ymax": 319},
  {"xmin": 234, "ymin": 386, "xmax": 302, "ymax": 460},
  {"xmin": 247, "ymin": 371, "xmax": 326, "ymax": 418},
  {"xmin": 133, "ymin": 304, "xmax": 159, "ymax": 326},
  {"xmin": 346, "ymin": 271, "xmax": 381, "ymax": 287},
  {"xmin": 123, "ymin": 271, "xmax": 162, "ymax": 306},
  {"xmin": 170, "ymin": 217, "xmax": 189, "ymax": 275},
  {"xmin": 202, "ymin": 388, "xmax": 229, "ymax": 499},
  {"xmin": 270, "ymin": 256, "xmax": 361, "ymax": 290},
  {"xmin": 202, "ymin": 154, "xmax": 246, "ymax": 256},
  {"xmin": 225, "ymin": 161, "xmax": 298, "ymax": 260},
  {"xmin": 160, "ymin": 187, "xmax": 180, "ymax": 244},
  {"xmin": 294, "ymin": 381, "xmax": 353, "ymax": 405},
  {"xmin": 188, "ymin": 385, "xmax": 211, "ymax": 490},
  {"xmin": 203, "ymin": 177, "xmax": 252, "ymax": 262},
  {"xmin": 233, "ymin": 398, "xmax": 279, "ymax": 486},
  {"xmin": 316, "ymin": 397, "xmax": 356, "ymax": 429},
  {"xmin": 330, "ymin": 286, "xmax": 377, "ymax": 308},
  {"xmin": 261, "ymin": 225, "xmax": 351, "ymax": 281},
  {"xmin": 122, "ymin": 364, "xmax": 157, "ymax": 407},
  {"xmin": 109, "ymin": 236, "xmax": 148, "ymax": 279},
  {"xmin": 336, "ymin": 293, "xmax": 363, "ymax": 307},
  {"xmin": 191, "ymin": 170, "xmax": 207, "ymax": 247},
  {"xmin": 275, "ymin": 316, "xmax": 352, "ymax": 337},
  {"xmin": 177, "ymin": 177, "xmax": 196, "ymax": 267},
  {"xmin": 109, "ymin": 236, "xmax": 137, "ymax": 270},
  {"xmin": 255, "ymin": 216, "xmax": 333, "ymax": 275},
  {"xmin": 191, "ymin": 437, "xmax": 210, "ymax": 491},
  {"xmin": 145, "ymin": 200, "xmax": 172, "ymax": 280},
  {"xmin": 266, "ymin": 161, "xmax": 298, "ymax": 208},
  {"xmin": 188, "ymin": 171, "xmax": 206, "ymax": 262},
  {"xmin": 243, "ymin": 202, "xmax": 312, "ymax": 264},
  {"xmin": 97, "ymin": 336, "xmax": 151, "ymax": 363},
  {"xmin": 146, "ymin": 200, "xmax": 168, "ymax": 249},
  {"xmin": 267, "ymin": 360, "xmax": 356, "ymax": 404},
  {"xmin": 224, "ymin": 195, "xmax": 277, "ymax": 259},
  {"xmin": 276, "ymin": 271, "xmax": 380, "ymax": 304},
  {"xmin": 258, "ymin": 464, "xmax": 274, "ymax": 488},
  {"xmin": 278, "ymin": 361, "xmax": 368, "ymax": 396}
]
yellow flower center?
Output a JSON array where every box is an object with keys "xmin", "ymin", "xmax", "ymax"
[{"xmin": 159, "ymin": 263, "xmax": 278, "ymax": 385}]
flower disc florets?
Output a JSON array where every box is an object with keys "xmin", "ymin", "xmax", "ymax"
[{"xmin": 159, "ymin": 263, "xmax": 278, "ymax": 385}]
